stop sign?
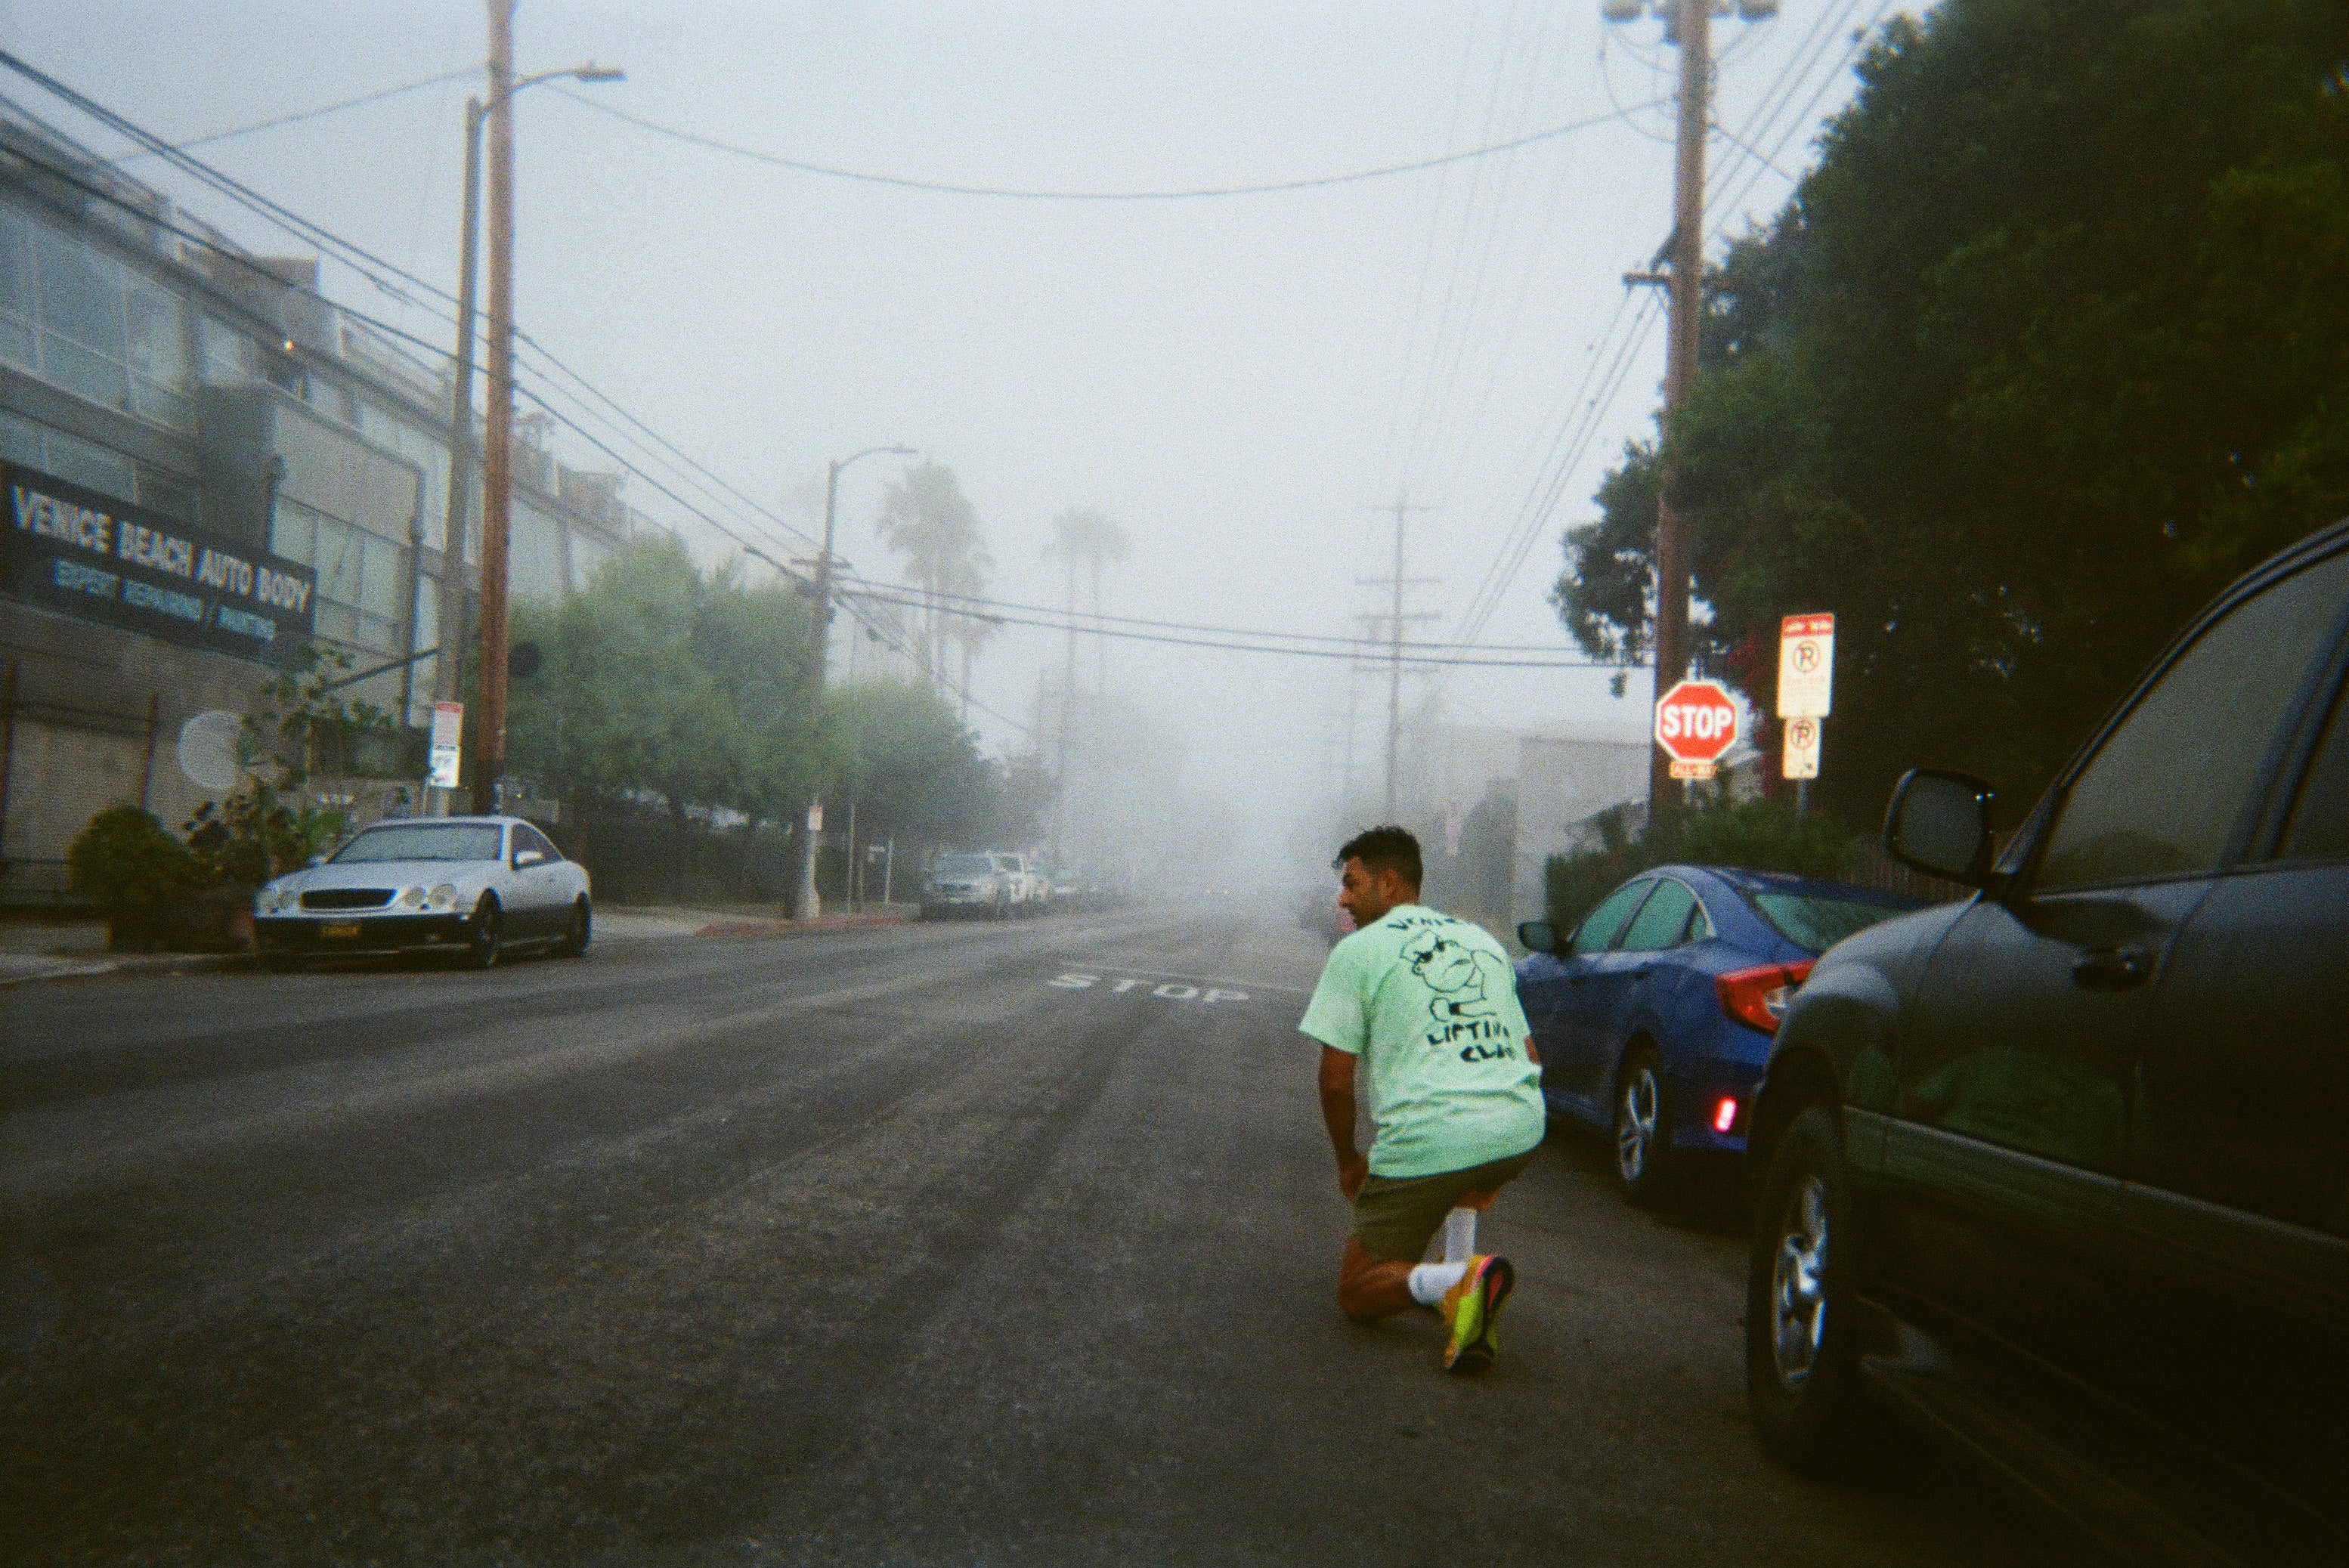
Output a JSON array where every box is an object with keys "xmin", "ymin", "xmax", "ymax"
[{"xmin": 1654, "ymin": 679, "xmax": 1742, "ymax": 764}]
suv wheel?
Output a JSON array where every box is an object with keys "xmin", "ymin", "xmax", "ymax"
[
  {"xmin": 1746, "ymin": 1105, "xmax": 1878, "ymax": 1475},
  {"xmin": 1612, "ymin": 1046, "xmax": 1675, "ymax": 1206}
]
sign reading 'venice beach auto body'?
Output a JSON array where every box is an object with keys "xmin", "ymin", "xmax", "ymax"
[{"xmin": 2, "ymin": 460, "xmax": 316, "ymax": 664}]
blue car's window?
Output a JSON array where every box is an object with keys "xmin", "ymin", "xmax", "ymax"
[
  {"xmin": 1572, "ymin": 881, "xmax": 1653, "ymax": 955},
  {"xmin": 1750, "ymin": 892, "xmax": 1908, "ymax": 953},
  {"xmin": 1683, "ymin": 899, "xmax": 1714, "ymax": 943},
  {"xmin": 330, "ymin": 824, "xmax": 503, "ymax": 864},
  {"xmin": 1618, "ymin": 879, "xmax": 1697, "ymax": 951}
]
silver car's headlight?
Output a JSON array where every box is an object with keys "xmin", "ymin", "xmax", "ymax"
[
  {"xmin": 422, "ymin": 883, "xmax": 460, "ymax": 913},
  {"xmin": 255, "ymin": 883, "xmax": 292, "ymax": 914},
  {"xmin": 395, "ymin": 885, "xmax": 426, "ymax": 909}
]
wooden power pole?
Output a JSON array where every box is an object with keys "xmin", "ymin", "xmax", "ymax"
[{"xmin": 472, "ymin": 0, "xmax": 516, "ymax": 814}]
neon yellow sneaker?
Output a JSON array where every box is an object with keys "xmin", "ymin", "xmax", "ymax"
[{"xmin": 1440, "ymin": 1254, "xmax": 1515, "ymax": 1374}]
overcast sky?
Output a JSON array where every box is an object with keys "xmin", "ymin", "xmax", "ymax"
[{"xmin": 4, "ymin": 1, "xmax": 1897, "ymax": 878}]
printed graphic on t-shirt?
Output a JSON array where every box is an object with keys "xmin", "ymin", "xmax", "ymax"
[{"xmin": 1397, "ymin": 917, "xmax": 1522, "ymax": 1062}]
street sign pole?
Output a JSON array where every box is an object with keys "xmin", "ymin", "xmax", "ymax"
[{"xmin": 1776, "ymin": 613, "xmax": 1835, "ymax": 810}]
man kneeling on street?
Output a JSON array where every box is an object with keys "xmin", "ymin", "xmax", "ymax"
[{"xmin": 1300, "ymin": 826, "xmax": 1546, "ymax": 1373}]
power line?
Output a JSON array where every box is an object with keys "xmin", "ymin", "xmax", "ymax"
[
  {"xmin": 109, "ymin": 66, "xmax": 479, "ymax": 164},
  {"xmin": 548, "ymin": 84, "xmax": 1671, "ymax": 202}
]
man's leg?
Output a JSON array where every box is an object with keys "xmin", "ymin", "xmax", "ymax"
[{"xmin": 1338, "ymin": 1237, "xmax": 1420, "ymax": 1322}]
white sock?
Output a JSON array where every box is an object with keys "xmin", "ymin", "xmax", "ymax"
[
  {"xmin": 1442, "ymin": 1206, "xmax": 1478, "ymax": 1264},
  {"xmin": 1407, "ymin": 1260, "xmax": 1469, "ymax": 1307}
]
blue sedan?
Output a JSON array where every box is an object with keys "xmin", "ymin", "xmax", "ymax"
[{"xmin": 1515, "ymin": 865, "xmax": 1920, "ymax": 1205}]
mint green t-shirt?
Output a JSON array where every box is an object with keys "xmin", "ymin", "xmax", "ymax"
[{"xmin": 1299, "ymin": 905, "xmax": 1546, "ymax": 1179}]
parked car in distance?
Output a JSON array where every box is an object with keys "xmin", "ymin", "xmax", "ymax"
[
  {"xmin": 997, "ymin": 852, "xmax": 1048, "ymax": 914},
  {"xmin": 1743, "ymin": 519, "xmax": 2349, "ymax": 1566},
  {"xmin": 1516, "ymin": 868, "xmax": 1919, "ymax": 1204},
  {"xmin": 921, "ymin": 852, "xmax": 1017, "ymax": 919},
  {"xmin": 253, "ymin": 815, "xmax": 590, "ymax": 970}
]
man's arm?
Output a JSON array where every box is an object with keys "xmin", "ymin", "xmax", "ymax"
[{"xmin": 1319, "ymin": 1046, "xmax": 1367, "ymax": 1200}]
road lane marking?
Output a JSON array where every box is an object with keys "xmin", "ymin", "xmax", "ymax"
[
  {"xmin": 1045, "ymin": 973, "xmax": 1260, "ymax": 1004},
  {"xmin": 1052, "ymin": 962, "xmax": 1312, "ymax": 996}
]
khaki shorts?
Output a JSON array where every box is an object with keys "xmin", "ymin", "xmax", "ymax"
[{"xmin": 1352, "ymin": 1148, "xmax": 1539, "ymax": 1263}]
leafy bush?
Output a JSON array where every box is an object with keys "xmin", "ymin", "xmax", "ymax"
[
  {"xmin": 1543, "ymin": 797, "xmax": 1858, "ymax": 935},
  {"xmin": 67, "ymin": 806, "xmax": 199, "ymax": 920}
]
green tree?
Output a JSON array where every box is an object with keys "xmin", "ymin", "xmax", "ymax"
[
  {"xmin": 827, "ymin": 677, "xmax": 998, "ymax": 848},
  {"xmin": 1558, "ymin": 0, "xmax": 2349, "ymax": 823}
]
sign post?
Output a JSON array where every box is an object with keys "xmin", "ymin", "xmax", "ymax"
[
  {"xmin": 428, "ymin": 701, "xmax": 465, "ymax": 801},
  {"xmin": 1654, "ymin": 678, "xmax": 1741, "ymax": 782},
  {"xmin": 1776, "ymin": 614, "xmax": 1834, "ymax": 811}
]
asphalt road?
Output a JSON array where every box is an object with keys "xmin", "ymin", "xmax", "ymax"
[{"xmin": 1, "ymin": 905, "xmax": 2075, "ymax": 1566}]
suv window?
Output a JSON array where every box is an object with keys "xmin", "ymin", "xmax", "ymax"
[
  {"xmin": 1572, "ymin": 882, "xmax": 1652, "ymax": 955},
  {"xmin": 1617, "ymin": 879, "xmax": 1697, "ymax": 951},
  {"xmin": 2036, "ymin": 552, "xmax": 2349, "ymax": 890},
  {"xmin": 2280, "ymin": 679, "xmax": 2349, "ymax": 861},
  {"xmin": 512, "ymin": 825, "xmax": 559, "ymax": 863}
]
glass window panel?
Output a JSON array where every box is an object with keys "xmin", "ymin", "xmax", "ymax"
[
  {"xmin": 134, "ymin": 464, "xmax": 199, "ymax": 522},
  {"xmin": 2039, "ymin": 553, "xmax": 2349, "ymax": 889},
  {"xmin": 0, "ymin": 409, "xmax": 40, "ymax": 467},
  {"xmin": 512, "ymin": 503, "xmax": 564, "ymax": 602},
  {"xmin": 358, "ymin": 533, "xmax": 402, "ymax": 620},
  {"xmin": 38, "ymin": 330, "xmax": 129, "ymax": 410},
  {"xmin": 31, "ymin": 224, "xmax": 125, "ymax": 356},
  {"xmin": 314, "ymin": 600, "xmax": 358, "ymax": 642},
  {"xmin": 314, "ymin": 515, "xmax": 362, "ymax": 607},
  {"xmin": 0, "ymin": 206, "xmax": 27, "ymax": 317},
  {"xmin": 125, "ymin": 283, "xmax": 189, "ymax": 389},
  {"xmin": 1574, "ymin": 881, "xmax": 1654, "ymax": 955},
  {"xmin": 570, "ymin": 532, "xmax": 611, "ymax": 591},
  {"xmin": 2281, "ymin": 682, "xmax": 2349, "ymax": 861},
  {"xmin": 130, "ymin": 377, "xmax": 194, "ymax": 431},
  {"xmin": 196, "ymin": 315, "xmax": 254, "ymax": 385},
  {"xmin": 413, "ymin": 574, "xmax": 439, "ymax": 647},
  {"xmin": 270, "ymin": 502, "xmax": 315, "ymax": 564},
  {"xmin": 0, "ymin": 316, "xmax": 29, "ymax": 372},
  {"xmin": 357, "ymin": 611, "xmax": 398, "ymax": 653},
  {"xmin": 40, "ymin": 428, "xmax": 134, "ymax": 499},
  {"xmin": 1619, "ymin": 879, "xmax": 1698, "ymax": 951}
]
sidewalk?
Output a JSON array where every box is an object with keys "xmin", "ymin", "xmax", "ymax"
[{"xmin": 0, "ymin": 903, "xmax": 914, "ymax": 987}]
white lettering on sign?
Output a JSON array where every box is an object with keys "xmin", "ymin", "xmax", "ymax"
[
  {"xmin": 1654, "ymin": 679, "xmax": 1742, "ymax": 764},
  {"xmin": 254, "ymin": 568, "xmax": 311, "ymax": 615},
  {"xmin": 53, "ymin": 558, "xmax": 118, "ymax": 599},
  {"xmin": 116, "ymin": 521, "xmax": 196, "ymax": 577},
  {"xmin": 195, "ymin": 546, "xmax": 254, "ymax": 596},
  {"xmin": 13, "ymin": 485, "xmax": 112, "ymax": 552},
  {"xmin": 122, "ymin": 577, "xmax": 205, "ymax": 622},
  {"xmin": 214, "ymin": 605, "xmax": 276, "ymax": 642},
  {"xmin": 1046, "ymin": 973, "xmax": 1250, "ymax": 1004}
]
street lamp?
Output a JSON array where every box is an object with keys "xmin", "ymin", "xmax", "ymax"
[
  {"xmin": 432, "ymin": 25, "xmax": 624, "ymax": 815},
  {"xmin": 796, "ymin": 444, "xmax": 915, "ymax": 919}
]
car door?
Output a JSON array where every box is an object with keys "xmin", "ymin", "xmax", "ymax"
[
  {"xmin": 2111, "ymin": 602, "xmax": 2349, "ymax": 1562},
  {"xmin": 1549, "ymin": 879, "xmax": 1663, "ymax": 1109},
  {"xmin": 507, "ymin": 824, "xmax": 568, "ymax": 937},
  {"xmin": 1877, "ymin": 548, "xmax": 2349, "ymax": 1394},
  {"xmin": 1598, "ymin": 876, "xmax": 1703, "ymax": 1085}
]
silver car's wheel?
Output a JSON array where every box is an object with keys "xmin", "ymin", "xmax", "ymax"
[{"xmin": 466, "ymin": 896, "xmax": 502, "ymax": 970}]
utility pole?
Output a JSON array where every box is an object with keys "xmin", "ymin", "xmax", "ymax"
[
  {"xmin": 1357, "ymin": 496, "xmax": 1438, "ymax": 821},
  {"xmin": 1051, "ymin": 549, "xmax": 1078, "ymax": 879},
  {"xmin": 799, "ymin": 445, "xmax": 912, "ymax": 918},
  {"xmin": 433, "ymin": 96, "xmax": 484, "ymax": 817},
  {"xmin": 1650, "ymin": 0, "xmax": 1710, "ymax": 834},
  {"xmin": 471, "ymin": 0, "xmax": 516, "ymax": 815}
]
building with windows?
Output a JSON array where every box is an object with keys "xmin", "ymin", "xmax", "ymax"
[{"xmin": 0, "ymin": 107, "xmax": 634, "ymax": 905}]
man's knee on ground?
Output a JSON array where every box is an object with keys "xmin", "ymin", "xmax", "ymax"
[{"xmin": 1338, "ymin": 1237, "xmax": 1414, "ymax": 1322}]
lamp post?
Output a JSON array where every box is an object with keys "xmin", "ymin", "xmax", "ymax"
[
  {"xmin": 434, "ymin": 11, "xmax": 623, "ymax": 815},
  {"xmin": 797, "ymin": 444, "xmax": 915, "ymax": 919}
]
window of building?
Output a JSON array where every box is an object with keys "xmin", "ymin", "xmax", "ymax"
[
  {"xmin": 196, "ymin": 315, "xmax": 257, "ymax": 385},
  {"xmin": 357, "ymin": 399, "xmax": 450, "ymax": 555},
  {"xmin": 273, "ymin": 497, "xmax": 404, "ymax": 654},
  {"xmin": 1, "ymin": 205, "xmax": 196, "ymax": 432},
  {"xmin": 512, "ymin": 498, "xmax": 566, "ymax": 602},
  {"xmin": 570, "ymin": 530, "xmax": 613, "ymax": 591}
]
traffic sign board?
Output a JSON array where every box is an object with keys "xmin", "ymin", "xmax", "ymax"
[
  {"xmin": 428, "ymin": 701, "xmax": 463, "ymax": 790},
  {"xmin": 1654, "ymin": 678, "xmax": 1741, "ymax": 765},
  {"xmin": 1782, "ymin": 716, "xmax": 1821, "ymax": 780},
  {"xmin": 1778, "ymin": 613, "xmax": 1834, "ymax": 718}
]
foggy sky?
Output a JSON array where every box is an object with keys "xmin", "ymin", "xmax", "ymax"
[{"xmin": 5, "ymin": 1, "xmax": 1885, "ymax": 884}]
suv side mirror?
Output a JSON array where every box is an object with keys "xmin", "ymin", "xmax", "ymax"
[
  {"xmin": 1885, "ymin": 769, "xmax": 1997, "ymax": 886},
  {"xmin": 1517, "ymin": 920, "xmax": 1558, "ymax": 954}
]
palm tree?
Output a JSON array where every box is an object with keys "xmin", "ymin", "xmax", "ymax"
[
  {"xmin": 1050, "ymin": 507, "xmax": 1129, "ymax": 691},
  {"xmin": 875, "ymin": 462, "xmax": 986, "ymax": 685}
]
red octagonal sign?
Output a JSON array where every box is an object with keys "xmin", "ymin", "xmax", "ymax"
[{"xmin": 1654, "ymin": 678, "xmax": 1741, "ymax": 764}]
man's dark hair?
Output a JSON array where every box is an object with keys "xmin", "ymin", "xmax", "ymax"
[{"xmin": 1335, "ymin": 825, "xmax": 1422, "ymax": 889}]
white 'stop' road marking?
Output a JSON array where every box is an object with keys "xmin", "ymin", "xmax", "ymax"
[
  {"xmin": 1051, "ymin": 962, "xmax": 1313, "ymax": 996},
  {"xmin": 1046, "ymin": 973, "xmax": 1261, "ymax": 1004}
]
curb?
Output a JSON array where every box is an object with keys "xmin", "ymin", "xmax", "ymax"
[
  {"xmin": 692, "ymin": 912, "xmax": 910, "ymax": 939},
  {"xmin": 0, "ymin": 951, "xmax": 252, "ymax": 988}
]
